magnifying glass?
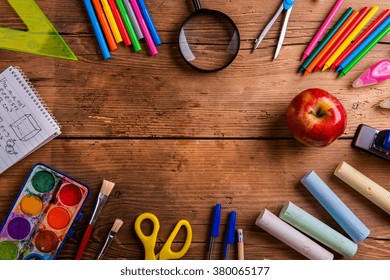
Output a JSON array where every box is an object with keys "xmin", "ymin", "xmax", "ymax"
[{"xmin": 178, "ymin": 0, "xmax": 240, "ymax": 72}]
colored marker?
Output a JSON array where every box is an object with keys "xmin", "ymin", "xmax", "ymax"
[
  {"xmin": 299, "ymin": 8, "xmax": 353, "ymax": 73},
  {"xmin": 337, "ymin": 16, "xmax": 390, "ymax": 73},
  {"xmin": 302, "ymin": 0, "xmax": 344, "ymax": 61},
  {"xmin": 324, "ymin": 6, "xmax": 377, "ymax": 71},
  {"xmin": 303, "ymin": 8, "xmax": 356, "ymax": 76},
  {"xmin": 92, "ymin": 0, "xmax": 117, "ymax": 51},
  {"xmin": 353, "ymin": 59, "xmax": 390, "ymax": 87},
  {"xmin": 108, "ymin": 0, "xmax": 132, "ymax": 46},
  {"xmin": 129, "ymin": 0, "xmax": 158, "ymax": 56},
  {"xmin": 101, "ymin": 0, "xmax": 123, "ymax": 43},
  {"xmin": 137, "ymin": 0, "xmax": 162, "ymax": 46},
  {"xmin": 116, "ymin": 0, "xmax": 142, "ymax": 52},
  {"xmin": 123, "ymin": 0, "xmax": 144, "ymax": 40},
  {"xmin": 331, "ymin": 9, "xmax": 390, "ymax": 71},
  {"xmin": 338, "ymin": 23, "xmax": 390, "ymax": 78},
  {"xmin": 82, "ymin": 0, "xmax": 111, "ymax": 60}
]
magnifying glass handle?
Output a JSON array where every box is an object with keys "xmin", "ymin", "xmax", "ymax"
[{"xmin": 192, "ymin": 0, "xmax": 201, "ymax": 10}]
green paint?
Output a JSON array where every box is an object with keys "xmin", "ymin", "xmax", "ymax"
[
  {"xmin": 0, "ymin": 241, "xmax": 18, "ymax": 260},
  {"xmin": 31, "ymin": 171, "xmax": 55, "ymax": 193}
]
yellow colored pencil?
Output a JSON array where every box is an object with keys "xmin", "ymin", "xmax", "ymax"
[
  {"xmin": 101, "ymin": 0, "xmax": 123, "ymax": 43},
  {"xmin": 323, "ymin": 6, "xmax": 379, "ymax": 71}
]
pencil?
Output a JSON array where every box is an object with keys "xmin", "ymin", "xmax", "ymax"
[
  {"xmin": 237, "ymin": 229, "xmax": 244, "ymax": 260},
  {"xmin": 304, "ymin": 8, "xmax": 356, "ymax": 76},
  {"xmin": 116, "ymin": 0, "xmax": 142, "ymax": 52},
  {"xmin": 338, "ymin": 23, "xmax": 390, "ymax": 78},
  {"xmin": 299, "ymin": 8, "xmax": 353, "ymax": 74},
  {"xmin": 323, "ymin": 6, "xmax": 378, "ymax": 71},
  {"xmin": 92, "ymin": 0, "xmax": 118, "ymax": 51},
  {"xmin": 108, "ymin": 0, "xmax": 132, "ymax": 46},
  {"xmin": 302, "ymin": 0, "xmax": 345, "ymax": 61},
  {"xmin": 330, "ymin": 9, "xmax": 390, "ymax": 71},
  {"xmin": 101, "ymin": 0, "xmax": 123, "ymax": 43}
]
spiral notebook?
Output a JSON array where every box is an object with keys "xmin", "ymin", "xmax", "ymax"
[{"xmin": 0, "ymin": 66, "xmax": 61, "ymax": 174}]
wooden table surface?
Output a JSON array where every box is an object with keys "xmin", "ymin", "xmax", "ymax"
[{"xmin": 0, "ymin": 0, "xmax": 389, "ymax": 260}]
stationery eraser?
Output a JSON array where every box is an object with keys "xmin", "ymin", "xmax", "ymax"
[
  {"xmin": 301, "ymin": 170, "xmax": 370, "ymax": 242},
  {"xmin": 255, "ymin": 209, "xmax": 334, "ymax": 260},
  {"xmin": 279, "ymin": 201, "xmax": 358, "ymax": 258},
  {"xmin": 334, "ymin": 161, "xmax": 390, "ymax": 214}
]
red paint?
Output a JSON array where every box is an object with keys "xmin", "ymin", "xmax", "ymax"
[{"xmin": 58, "ymin": 184, "xmax": 81, "ymax": 206}]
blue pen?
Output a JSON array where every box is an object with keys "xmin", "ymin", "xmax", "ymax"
[
  {"xmin": 207, "ymin": 204, "xmax": 221, "ymax": 260},
  {"xmin": 223, "ymin": 211, "xmax": 236, "ymax": 260},
  {"xmin": 82, "ymin": 0, "xmax": 111, "ymax": 60},
  {"xmin": 137, "ymin": 0, "xmax": 162, "ymax": 46},
  {"xmin": 337, "ymin": 15, "xmax": 390, "ymax": 72}
]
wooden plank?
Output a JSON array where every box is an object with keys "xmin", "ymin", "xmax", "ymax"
[{"xmin": 0, "ymin": 139, "xmax": 389, "ymax": 259}]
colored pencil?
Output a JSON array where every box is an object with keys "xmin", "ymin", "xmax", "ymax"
[
  {"xmin": 323, "ymin": 6, "xmax": 378, "ymax": 71},
  {"xmin": 116, "ymin": 0, "xmax": 142, "ymax": 52},
  {"xmin": 302, "ymin": 0, "xmax": 345, "ymax": 61},
  {"xmin": 312, "ymin": 10, "xmax": 359, "ymax": 72},
  {"xmin": 338, "ymin": 23, "xmax": 390, "ymax": 78},
  {"xmin": 101, "ymin": 0, "xmax": 123, "ymax": 43},
  {"xmin": 92, "ymin": 0, "xmax": 117, "ymax": 51},
  {"xmin": 82, "ymin": 0, "xmax": 111, "ymax": 60},
  {"xmin": 330, "ymin": 9, "xmax": 390, "ymax": 71},
  {"xmin": 304, "ymin": 8, "xmax": 357, "ymax": 76},
  {"xmin": 337, "ymin": 16, "xmax": 390, "ymax": 72},
  {"xmin": 299, "ymin": 8, "xmax": 353, "ymax": 73},
  {"xmin": 108, "ymin": 0, "xmax": 132, "ymax": 46}
]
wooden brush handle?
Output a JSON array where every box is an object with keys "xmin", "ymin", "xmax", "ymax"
[{"xmin": 75, "ymin": 224, "xmax": 93, "ymax": 260}]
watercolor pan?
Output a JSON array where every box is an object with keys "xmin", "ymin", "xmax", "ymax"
[{"xmin": 0, "ymin": 163, "xmax": 90, "ymax": 260}]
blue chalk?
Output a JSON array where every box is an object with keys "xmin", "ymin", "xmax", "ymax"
[{"xmin": 301, "ymin": 170, "xmax": 370, "ymax": 243}]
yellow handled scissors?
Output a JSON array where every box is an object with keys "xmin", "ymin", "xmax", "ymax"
[{"xmin": 134, "ymin": 212, "xmax": 192, "ymax": 260}]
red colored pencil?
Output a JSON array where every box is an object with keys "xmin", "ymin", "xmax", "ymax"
[
  {"xmin": 316, "ymin": 7, "xmax": 369, "ymax": 71},
  {"xmin": 108, "ymin": 0, "xmax": 132, "ymax": 46},
  {"xmin": 330, "ymin": 9, "xmax": 390, "ymax": 71}
]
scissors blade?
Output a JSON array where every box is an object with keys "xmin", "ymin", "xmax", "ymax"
[
  {"xmin": 273, "ymin": 7, "xmax": 292, "ymax": 60},
  {"xmin": 253, "ymin": 3, "xmax": 284, "ymax": 51}
]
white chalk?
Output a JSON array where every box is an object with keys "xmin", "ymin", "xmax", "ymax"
[
  {"xmin": 334, "ymin": 161, "xmax": 390, "ymax": 214},
  {"xmin": 280, "ymin": 201, "xmax": 358, "ymax": 257},
  {"xmin": 255, "ymin": 209, "xmax": 334, "ymax": 260}
]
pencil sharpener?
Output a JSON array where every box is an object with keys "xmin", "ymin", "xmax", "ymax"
[{"xmin": 352, "ymin": 124, "xmax": 390, "ymax": 161}]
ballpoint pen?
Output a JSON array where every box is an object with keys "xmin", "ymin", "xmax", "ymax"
[
  {"xmin": 207, "ymin": 204, "xmax": 221, "ymax": 260},
  {"xmin": 223, "ymin": 211, "xmax": 236, "ymax": 260}
]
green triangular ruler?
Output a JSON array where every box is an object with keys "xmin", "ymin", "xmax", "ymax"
[{"xmin": 0, "ymin": 0, "xmax": 77, "ymax": 60}]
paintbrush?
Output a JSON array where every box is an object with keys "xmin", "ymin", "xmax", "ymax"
[
  {"xmin": 97, "ymin": 219, "xmax": 124, "ymax": 260},
  {"xmin": 75, "ymin": 179, "xmax": 116, "ymax": 259}
]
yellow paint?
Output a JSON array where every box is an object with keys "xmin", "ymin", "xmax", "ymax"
[{"xmin": 20, "ymin": 194, "xmax": 43, "ymax": 216}]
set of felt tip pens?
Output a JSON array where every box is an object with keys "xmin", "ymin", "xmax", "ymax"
[
  {"xmin": 82, "ymin": 0, "xmax": 162, "ymax": 60},
  {"xmin": 299, "ymin": 2, "xmax": 390, "ymax": 78}
]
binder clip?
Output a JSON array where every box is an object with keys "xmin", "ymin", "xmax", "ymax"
[{"xmin": 352, "ymin": 124, "xmax": 390, "ymax": 161}]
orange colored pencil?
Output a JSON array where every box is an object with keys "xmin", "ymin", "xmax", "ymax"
[
  {"xmin": 92, "ymin": 0, "xmax": 118, "ymax": 51},
  {"xmin": 304, "ymin": 10, "xmax": 359, "ymax": 76},
  {"xmin": 317, "ymin": 7, "xmax": 369, "ymax": 71}
]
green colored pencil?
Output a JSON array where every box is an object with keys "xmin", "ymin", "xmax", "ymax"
[
  {"xmin": 115, "ymin": 0, "xmax": 142, "ymax": 52},
  {"xmin": 299, "ymin": 8, "xmax": 354, "ymax": 73},
  {"xmin": 338, "ymin": 23, "xmax": 390, "ymax": 78}
]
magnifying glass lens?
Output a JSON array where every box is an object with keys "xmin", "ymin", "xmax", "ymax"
[{"xmin": 179, "ymin": 10, "xmax": 240, "ymax": 71}]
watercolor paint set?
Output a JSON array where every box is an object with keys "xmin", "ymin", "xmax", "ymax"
[{"xmin": 0, "ymin": 163, "xmax": 90, "ymax": 260}]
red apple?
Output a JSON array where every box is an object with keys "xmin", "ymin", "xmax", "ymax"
[{"xmin": 286, "ymin": 88, "xmax": 347, "ymax": 147}]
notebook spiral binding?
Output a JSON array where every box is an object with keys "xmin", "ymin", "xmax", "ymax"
[{"xmin": 11, "ymin": 66, "xmax": 61, "ymax": 130}]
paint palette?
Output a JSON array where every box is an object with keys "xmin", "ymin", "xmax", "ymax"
[{"xmin": 0, "ymin": 163, "xmax": 90, "ymax": 260}]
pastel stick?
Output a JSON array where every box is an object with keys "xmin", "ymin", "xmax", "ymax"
[
  {"xmin": 255, "ymin": 209, "xmax": 334, "ymax": 260},
  {"xmin": 334, "ymin": 161, "xmax": 390, "ymax": 214},
  {"xmin": 301, "ymin": 170, "xmax": 370, "ymax": 243},
  {"xmin": 279, "ymin": 201, "xmax": 358, "ymax": 257}
]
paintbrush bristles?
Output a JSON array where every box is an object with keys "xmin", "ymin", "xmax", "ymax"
[
  {"xmin": 100, "ymin": 179, "xmax": 115, "ymax": 196},
  {"xmin": 111, "ymin": 219, "xmax": 124, "ymax": 233}
]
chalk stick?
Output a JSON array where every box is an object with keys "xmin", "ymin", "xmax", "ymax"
[
  {"xmin": 279, "ymin": 201, "xmax": 358, "ymax": 257},
  {"xmin": 255, "ymin": 209, "xmax": 334, "ymax": 260},
  {"xmin": 301, "ymin": 171, "xmax": 370, "ymax": 242},
  {"xmin": 334, "ymin": 161, "xmax": 390, "ymax": 214}
]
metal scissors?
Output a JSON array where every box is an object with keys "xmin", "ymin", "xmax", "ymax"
[
  {"xmin": 253, "ymin": 0, "xmax": 297, "ymax": 59},
  {"xmin": 134, "ymin": 212, "xmax": 192, "ymax": 260}
]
